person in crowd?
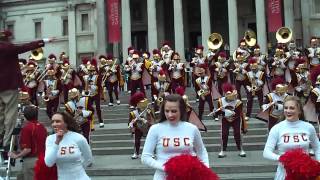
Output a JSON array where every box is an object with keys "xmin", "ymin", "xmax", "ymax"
[
  {"xmin": 9, "ymin": 105, "xmax": 47, "ymax": 180},
  {"xmin": 141, "ymin": 94, "xmax": 209, "ymax": 180},
  {"xmin": 0, "ymin": 29, "xmax": 53, "ymax": 151},
  {"xmin": 263, "ymin": 96, "xmax": 320, "ymax": 180},
  {"xmin": 45, "ymin": 112, "xmax": 93, "ymax": 180}
]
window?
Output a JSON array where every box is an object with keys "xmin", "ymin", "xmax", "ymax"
[
  {"xmin": 35, "ymin": 21, "xmax": 42, "ymax": 38},
  {"xmin": 62, "ymin": 18, "xmax": 68, "ymax": 36},
  {"xmin": 6, "ymin": 23, "xmax": 14, "ymax": 39},
  {"xmin": 81, "ymin": 13, "xmax": 89, "ymax": 31},
  {"xmin": 314, "ymin": 0, "xmax": 320, "ymax": 14}
]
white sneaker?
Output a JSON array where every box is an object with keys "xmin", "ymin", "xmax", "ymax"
[
  {"xmin": 214, "ymin": 117, "xmax": 219, "ymax": 121},
  {"xmin": 128, "ymin": 90, "xmax": 131, "ymax": 94},
  {"xmin": 309, "ymin": 149, "xmax": 315, "ymax": 156},
  {"xmin": 117, "ymin": 100, "xmax": 120, "ymax": 105},
  {"xmin": 99, "ymin": 123, "xmax": 104, "ymax": 128},
  {"xmin": 239, "ymin": 150, "xmax": 246, "ymax": 157},
  {"xmin": 129, "ymin": 106, "xmax": 135, "ymax": 109},
  {"xmin": 196, "ymin": 98, "xmax": 199, "ymax": 102},
  {"xmin": 218, "ymin": 151, "xmax": 226, "ymax": 158},
  {"xmin": 131, "ymin": 153, "xmax": 139, "ymax": 159},
  {"xmin": 108, "ymin": 103, "xmax": 113, "ymax": 106}
]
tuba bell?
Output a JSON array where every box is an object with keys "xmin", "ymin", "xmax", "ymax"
[
  {"xmin": 244, "ymin": 29, "xmax": 256, "ymax": 47},
  {"xmin": 31, "ymin": 48, "xmax": 44, "ymax": 61},
  {"xmin": 276, "ymin": 27, "xmax": 292, "ymax": 44},
  {"xmin": 207, "ymin": 33, "xmax": 223, "ymax": 50}
]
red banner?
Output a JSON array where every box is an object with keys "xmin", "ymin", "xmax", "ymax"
[
  {"xmin": 107, "ymin": 0, "xmax": 120, "ymax": 43},
  {"xmin": 267, "ymin": 0, "xmax": 283, "ymax": 32}
]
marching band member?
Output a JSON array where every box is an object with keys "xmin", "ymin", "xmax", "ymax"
[
  {"xmin": 152, "ymin": 69, "xmax": 171, "ymax": 109},
  {"xmin": 292, "ymin": 58, "xmax": 312, "ymax": 103},
  {"xmin": 191, "ymin": 45, "xmax": 208, "ymax": 101},
  {"xmin": 168, "ymin": 52, "xmax": 185, "ymax": 92},
  {"xmin": 128, "ymin": 92, "xmax": 154, "ymax": 159},
  {"xmin": 251, "ymin": 44, "xmax": 267, "ymax": 71},
  {"xmin": 270, "ymin": 45, "xmax": 287, "ymax": 81},
  {"xmin": 285, "ymin": 40, "xmax": 301, "ymax": 71},
  {"xmin": 245, "ymin": 58, "xmax": 266, "ymax": 119},
  {"xmin": 125, "ymin": 51, "xmax": 145, "ymax": 95},
  {"xmin": 160, "ymin": 41, "xmax": 174, "ymax": 65},
  {"xmin": 83, "ymin": 59, "xmax": 104, "ymax": 128},
  {"xmin": 77, "ymin": 57, "xmax": 90, "ymax": 92},
  {"xmin": 214, "ymin": 52, "xmax": 230, "ymax": 95},
  {"xmin": 65, "ymin": 88, "xmax": 93, "ymax": 143},
  {"xmin": 195, "ymin": 64, "xmax": 214, "ymax": 120},
  {"xmin": 150, "ymin": 49, "xmax": 164, "ymax": 98},
  {"xmin": 261, "ymin": 77, "xmax": 289, "ymax": 131},
  {"xmin": 307, "ymin": 36, "xmax": 320, "ymax": 70},
  {"xmin": 60, "ymin": 60, "xmax": 80, "ymax": 103},
  {"xmin": 233, "ymin": 51, "xmax": 249, "ymax": 100},
  {"xmin": 46, "ymin": 54, "xmax": 62, "ymax": 79},
  {"xmin": 102, "ymin": 54, "xmax": 121, "ymax": 106},
  {"xmin": 213, "ymin": 83, "xmax": 246, "ymax": 158},
  {"xmin": 125, "ymin": 47, "xmax": 135, "ymax": 94},
  {"xmin": 41, "ymin": 67, "xmax": 62, "ymax": 119},
  {"xmin": 234, "ymin": 39, "xmax": 251, "ymax": 61},
  {"xmin": 309, "ymin": 66, "xmax": 320, "ymax": 122},
  {"xmin": 24, "ymin": 61, "xmax": 40, "ymax": 106}
]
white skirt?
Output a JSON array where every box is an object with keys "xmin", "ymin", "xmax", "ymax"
[
  {"xmin": 153, "ymin": 170, "xmax": 166, "ymax": 180},
  {"xmin": 274, "ymin": 164, "xmax": 286, "ymax": 180}
]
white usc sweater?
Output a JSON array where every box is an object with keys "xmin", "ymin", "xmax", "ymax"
[
  {"xmin": 263, "ymin": 120, "xmax": 320, "ymax": 180},
  {"xmin": 45, "ymin": 131, "xmax": 93, "ymax": 180},
  {"xmin": 141, "ymin": 121, "xmax": 209, "ymax": 180}
]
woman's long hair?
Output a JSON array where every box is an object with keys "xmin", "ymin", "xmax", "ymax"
[
  {"xmin": 53, "ymin": 111, "xmax": 80, "ymax": 133},
  {"xmin": 284, "ymin": 95, "xmax": 305, "ymax": 120},
  {"xmin": 159, "ymin": 94, "xmax": 188, "ymax": 123}
]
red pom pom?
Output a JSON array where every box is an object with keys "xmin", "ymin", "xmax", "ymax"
[
  {"xmin": 279, "ymin": 148, "xmax": 320, "ymax": 180},
  {"xmin": 222, "ymin": 83, "xmax": 235, "ymax": 94},
  {"xmin": 34, "ymin": 153, "xmax": 58, "ymax": 180},
  {"xmin": 248, "ymin": 57, "xmax": 257, "ymax": 64},
  {"xmin": 164, "ymin": 154, "xmax": 219, "ymax": 180},
  {"xmin": 130, "ymin": 92, "xmax": 145, "ymax": 106},
  {"xmin": 175, "ymin": 86, "xmax": 185, "ymax": 96}
]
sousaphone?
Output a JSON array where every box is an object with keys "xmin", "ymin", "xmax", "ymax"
[
  {"xmin": 244, "ymin": 29, "xmax": 256, "ymax": 47},
  {"xmin": 207, "ymin": 33, "xmax": 223, "ymax": 50},
  {"xmin": 276, "ymin": 27, "xmax": 292, "ymax": 44},
  {"xmin": 31, "ymin": 48, "xmax": 44, "ymax": 61}
]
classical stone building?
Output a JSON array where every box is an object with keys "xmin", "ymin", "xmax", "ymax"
[{"xmin": 0, "ymin": 0, "xmax": 319, "ymax": 65}]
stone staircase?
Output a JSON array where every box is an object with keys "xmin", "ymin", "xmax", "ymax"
[{"xmin": 87, "ymin": 100, "xmax": 278, "ymax": 180}]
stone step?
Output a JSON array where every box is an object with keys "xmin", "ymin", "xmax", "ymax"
[
  {"xmin": 86, "ymin": 164, "xmax": 276, "ymax": 176},
  {"xmin": 91, "ymin": 142, "xmax": 266, "ymax": 155},
  {"xmin": 91, "ymin": 135, "xmax": 267, "ymax": 148},
  {"xmin": 91, "ymin": 127, "xmax": 268, "ymax": 141},
  {"xmin": 91, "ymin": 172, "xmax": 275, "ymax": 180},
  {"xmin": 91, "ymin": 120, "xmax": 267, "ymax": 135}
]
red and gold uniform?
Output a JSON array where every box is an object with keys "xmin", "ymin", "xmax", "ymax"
[
  {"xmin": 261, "ymin": 77, "xmax": 289, "ymax": 131},
  {"xmin": 125, "ymin": 47, "xmax": 135, "ymax": 93},
  {"xmin": 292, "ymin": 58, "xmax": 312, "ymax": 102},
  {"xmin": 60, "ymin": 60, "xmax": 80, "ymax": 103},
  {"xmin": 270, "ymin": 46, "xmax": 287, "ymax": 81},
  {"xmin": 245, "ymin": 58, "xmax": 265, "ymax": 118},
  {"xmin": 233, "ymin": 51, "xmax": 249, "ymax": 100},
  {"xmin": 46, "ymin": 54, "xmax": 62, "ymax": 79},
  {"xmin": 214, "ymin": 83, "xmax": 246, "ymax": 158},
  {"xmin": 83, "ymin": 59, "xmax": 103, "ymax": 128},
  {"xmin": 232, "ymin": 39, "xmax": 251, "ymax": 62},
  {"xmin": 191, "ymin": 45, "xmax": 208, "ymax": 101},
  {"xmin": 195, "ymin": 64, "xmax": 213, "ymax": 120},
  {"xmin": 65, "ymin": 88, "xmax": 93, "ymax": 143},
  {"xmin": 152, "ymin": 70, "xmax": 171, "ymax": 109},
  {"xmin": 307, "ymin": 37, "xmax": 320, "ymax": 70},
  {"xmin": 213, "ymin": 52, "xmax": 230, "ymax": 95},
  {"xmin": 77, "ymin": 57, "xmax": 90, "ymax": 92},
  {"xmin": 23, "ymin": 61, "xmax": 40, "ymax": 106},
  {"xmin": 41, "ymin": 68, "xmax": 62, "ymax": 118},
  {"xmin": 150, "ymin": 49, "xmax": 165, "ymax": 96},
  {"xmin": 125, "ymin": 51, "xmax": 145, "ymax": 95},
  {"xmin": 128, "ymin": 92, "xmax": 154, "ymax": 159},
  {"xmin": 309, "ymin": 66, "xmax": 320, "ymax": 123},
  {"xmin": 251, "ymin": 44, "xmax": 267, "ymax": 71},
  {"xmin": 160, "ymin": 41, "xmax": 174, "ymax": 67},
  {"xmin": 168, "ymin": 52, "xmax": 185, "ymax": 92}
]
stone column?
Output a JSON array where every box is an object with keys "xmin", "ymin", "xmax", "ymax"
[
  {"xmin": 96, "ymin": 0, "xmax": 107, "ymax": 56},
  {"xmin": 121, "ymin": 0, "xmax": 131, "ymax": 63},
  {"xmin": 67, "ymin": 3, "xmax": 77, "ymax": 66},
  {"xmin": 283, "ymin": 0, "xmax": 294, "ymax": 31},
  {"xmin": 200, "ymin": 0, "xmax": 211, "ymax": 52},
  {"xmin": 301, "ymin": 0, "xmax": 310, "ymax": 47},
  {"xmin": 147, "ymin": 0, "xmax": 158, "ymax": 52},
  {"xmin": 228, "ymin": 0, "xmax": 238, "ymax": 57},
  {"xmin": 174, "ymin": 0, "xmax": 185, "ymax": 61},
  {"xmin": 255, "ymin": 0, "xmax": 267, "ymax": 54}
]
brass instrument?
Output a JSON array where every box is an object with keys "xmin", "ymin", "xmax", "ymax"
[
  {"xmin": 276, "ymin": 27, "xmax": 292, "ymax": 44},
  {"xmin": 43, "ymin": 86, "xmax": 52, "ymax": 102},
  {"xmin": 74, "ymin": 106, "xmax": 88, "ymax": 125},
  {"xmin": 83, "ymin": 77, "xmax": 91, "ymax": 96},
  {"xmin": 207, "ymin": 33, "xmax": 223, "ymax": 50},
  {"xmin": 244, "ymin": 29, "xmax": 256, "ymax": 47},
  {"xmin": 37, "ymin": 69, "xmax": 48, "ymax": 81},
  {"xmin": 316, "ymin": 47, "xmax": 320, "ymax": 58},
  {"xmin": 128, "ymin": 103, "xmax": 153, "ymax": 129},
  {"xmin": 61, "ymin": 68, "xmax": 72, "ymax": 83},
  {"xmin": 24, "ymin": 66, "xmax": 39, "ymax": 85},
  {"xmin": 102, "ymin": 59, "xmax": 118, "ymax": 85},
  {"xmin": 31, "ymin": 48, "xmax": 44, "ymax": 61}
]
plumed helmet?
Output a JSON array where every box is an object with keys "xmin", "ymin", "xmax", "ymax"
[
  {"xmin": 68, "ymin": 88, "xmax": 80, "ymax": 100},
  {"xmin": 19, "ymin": 86, "xmax": 30, "ymax": 100},
  {"xmin": 158, "ymin": 69, "xmax": 167, "ymax": 81},
  {"xmin": 48, "ymin": 54, "xmax": 57, "ymax": 61},
  {"xmin": 130, "ymin": 92, "xmax": 146, "ymax": 107},
  {"xmin": 222, "ymin": 83, "xmax": 237, "ymax": 101}
]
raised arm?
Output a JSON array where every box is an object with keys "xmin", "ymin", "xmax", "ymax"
[{"xmin": 44, "ymin": 136, "xmax": 59, "ymax": 167}]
